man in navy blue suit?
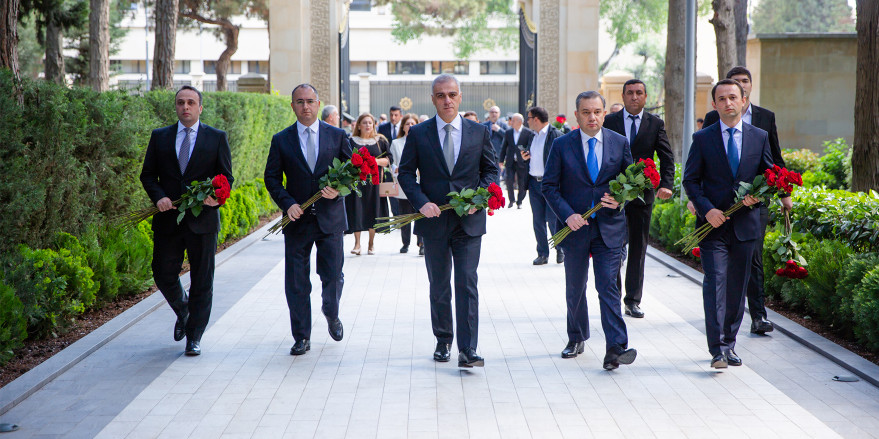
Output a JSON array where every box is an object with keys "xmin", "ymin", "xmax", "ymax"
[
  {"xmin": 398, "ymin": 74, "xmax": 499, "ymax": 368},
  {"xmin": 542, "ymin": 91, "xmax": 637, "ymax": 370},
  {"xmin": 264, "ymin": 84, "xmax": 353, "ymax": 356},
  {"xmin": 683, "ymin": 79, "xmax": 792, "ymax": 368}
]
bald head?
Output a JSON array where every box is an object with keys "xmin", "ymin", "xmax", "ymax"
[{"xmin": 509, "ymin": 113, "xmax": 523, "ymax": 130}]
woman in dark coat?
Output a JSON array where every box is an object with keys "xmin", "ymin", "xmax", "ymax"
[{"xmin": 345, "ymin": 113, "xmax": 391, "ymax": 255}]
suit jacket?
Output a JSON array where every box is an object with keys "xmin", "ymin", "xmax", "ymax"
[
  {"xmin": 378, "ymin": 121, "xmax": 398, "ymax": 143},
  {"xmin": 499, "ymin": 127, "xmax": 535, "ymax": 169},
  {"xmin": 398, "ymin": 116, "xmax": 500, "ymax": 239},
  {"xmin": 140, "ymin": 122, "xmax": 234, "ymax": 235},
  {"xmin": 264, "ymin": 121, "xmax": 353, "ymax": 235},
  {"xmin": 603, "ymin": 110, "xmax": 675, "ymax": 205},
  {"xmin": 683, "ymin": 122, "xmax": 774, "ymax": 242},
  {"xmin": 704, "ymin": 105, "xmax": 784, "ymax": 167},
  {"xmin": 525, "ymin": 125, "xmax": 563, "ymax": 171},
  {"xmin": 542, "ymin": 128, "xmax": 634, "ymax": 249},
  {"xmin": 483, "ymin": 120, "xmax": 509, "ymax": 157}
]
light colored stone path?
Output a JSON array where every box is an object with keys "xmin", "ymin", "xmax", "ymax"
[{"xmin": 2, "ymin": 199, "xmax": 879, "ymax": 438}]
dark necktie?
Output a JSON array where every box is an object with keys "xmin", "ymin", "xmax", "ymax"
[
  {"xmin": 727, "ymin": 127, "xmax": 739, "ymax": 178},
  {"xmin": 178, "ymin": 127, "xmax": 192, "ymax": 174},
  {"xmin": 391, "ymin": 125, "xmax": 397, "ymax": 140},
  {"xmin": 628, "ymin": 114, "xmax": 639, "ymax": 146},
  {"xmin": 586, "ymin": 137, "xmax": 599, "ymax": 218},
  {"xmin": 443, "ymin": 124, "xmax": 455, "ymax": 172}
]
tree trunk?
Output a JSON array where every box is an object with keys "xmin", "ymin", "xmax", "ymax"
[
  {"xmin": 214, "ymin": 23, "xmax": 238, "ymax": 92},
  {"xmin": 734, "ymin": 0, "xmax": 748, "ymax": 66},
  {"xmin": 45, "ymin": 16, "xmax": 66, "ymax": 84},
  {"xmin": 852, "ymin": 0, "xmax": 879, "ymax": 192},
  {"xmin": 0, "ymin": 0, "xmax": 21, "ymax": 84},
  {"xmin": 711, "ymin": 0, "xmax": 737, "ymax": 80},
  {"xmin": 88, "ymin": 0, "xmax": 109, "ymax": 91},
  {"xmin": 664, "ymin": 0, "xmax": 686, "ymax": 162},
  {"xmin": 152, "ymin": 0, "xmax": 178, "ymax": 90}
]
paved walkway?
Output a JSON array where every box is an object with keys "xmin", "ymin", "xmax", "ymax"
[{"xmin": 2, "ymin": 199, "xmax": 879, "ymax": 438}]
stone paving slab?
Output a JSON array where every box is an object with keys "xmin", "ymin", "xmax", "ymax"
[{"xmin": 1, "ymin": 200, "xmax": 878, "ymax": 438}]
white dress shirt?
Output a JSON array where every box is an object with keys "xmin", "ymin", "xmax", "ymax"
[
  {"xmin": 742, "ymin": 104, "xmax": 752, "ymax": 125},
  {"xmin": 580, "ymin": 129, "xmax": 604, "ymax": 175},
  {"xmin": 720, "ymin": 118, "xmax": 744, "ymax": 161},
  {"xmin": 176, "ymin": 120, "xmax": 200, "ymax": 161},
  {"xmin": 623, "ymin": 108, "xmax": 644, "ymax": 142},
  {"xmin": 435, "ymin": 114, "xmax": 463, "ymax": 163},
  {"xmin": 512, "ymin": 127, "xmax": 521, "ymax": 145},
  {"xmin": 297, "ymin": 119, "xmax": 321, "ymax": 160},
  {"xmin": 529, "ymin": 124, "xmax": 549, "ymax": 177}
]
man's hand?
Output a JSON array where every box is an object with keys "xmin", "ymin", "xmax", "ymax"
[
  {"xmin": 287, "ymin": 204, "xmax": 303, "ymax": 221},
  {"xmin": 686, "ymin": 200, "xmax": 696, "ymax": 216},
  {"xmin": 656, "ymin": 188, "xmax": 673, "ymax": 200},
  {"xmin": 203, "ymin": 195, "xmax": 219, "ymax": 207},
  {"xmin": 468, "ymin": 207, "xmax": 478, "ymax": 215},
  {"xmin": 498, "ymin": 162, "xmax": 505, "ymax": 170},
  {"xmin": 705, "ymin": 208, "xmax": 728, "ymax": 228},
  {"xmin": 781, "ymin": 196, "xmax": 793, "ymax": 212},
  {"xmin": 491, "ymin": 123, "xmax": 500, "ymax": 132},
  {"xmin": 156, "ymin": 197, "xmax": 176, "ymax": 212},
  {"xmin": 566, "ymin": 213, "xmax": 588, "ymax": 231},
  {"xmin": 521, "ymin": 151, "xmax": 531, "ymax": 160},
  {"xmin": 321, "ymin": 186, "xmax": 339, "ymax": 199},
  {"xmin": 420, "ymin": 202, "xmax": 442, "ymax": 218},
  {"xmin": 742, "ymin": 194, "xmax": 762, "ymax": 207},
  {"xmin": 600, "ymin": 193, "xmax": 619, "ymax": 210}
]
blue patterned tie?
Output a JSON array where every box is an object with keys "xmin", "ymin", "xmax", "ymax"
[
  {"xmin": 587, "ymin": 137, "xmax": 599, "ymax": 218},
  {"xmin": 726, "ymin": 127, "xmax": 739, "ymax": 178}
]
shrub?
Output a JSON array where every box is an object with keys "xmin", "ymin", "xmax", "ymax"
[
  {"xmin": 803, "ymin": 240, "xmax": 854, "ymax": 328},
  {"xmin": 772, "ymin": 187, "xmax": 879, "ymax": 252},
  {"xmin": 782, "ymin": 148, "xmax": 820, "ymax": 174},
  {"xmin": 0, "ymin": 279, "xmax": 27, "ymax": 365},
  {"xmin": 817, "ymin": 138, "xmax": 851, "ymax": 190},
  {"xmin": 852, "ymin": 265, "xmax": 879, "ymax": 350},
  {"xmin": 838, "ymin": 253, "xmax": 879, "ymax": 337},
  {"xmin": 801, "ymin": 170, "xmax": 835, "ymax": 188}
]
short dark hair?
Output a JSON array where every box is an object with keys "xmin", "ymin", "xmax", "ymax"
[
  {"xmin": 175, "ymin": 85, "xmax": 202, "ymax": 105},
  {"xmin": 575, "ymin": 91, "xmax": 605, "ymax": 110},
  {"xmin": 291, "ymin": 83, "xmax": 319, "ymax": 100},
  {"xmin": 622, "ymin": 79, "xmax": 647, "ymax": 94},
  {"xmin": 711, "ymin": 78, "xmax": 745, "ymax": 101},
  {"xmin": 725, "ymin": 66, "xmax": 752, "ymax": 82},
  {"xmin": 696, "ymin": 118, "xmax": 704, "ymax": 123},
  {"xmin": 527, "ymin": 106, "xmax": 549, "ymax": 124},
  {"xmin": 389, "ymin": 106, "xmax": 401, "ymax": 113}
]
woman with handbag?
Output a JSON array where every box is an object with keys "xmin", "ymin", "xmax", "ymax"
[
  {"xmin": 389, "ymin": 114, "xmax": 424, "ymax": 255},
  {"xmin": 345, "ymin": 113, "xmax": 391, "ymax": 255}
]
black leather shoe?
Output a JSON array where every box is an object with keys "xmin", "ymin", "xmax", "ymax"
[
  {"xmin": 556, "ymin": 250, "xmax": 565, "ymax": 264},
  {"xmin": 418, "ymin": 246, "xmax": 425, "ymax": 256},
  {"xmin": 433, "ymin": 342, "xmax": 451, "ymax": 362},
  {"xmin": 624, "ymin": 304, "xmax": 645, "ymax": 318},
  {"xmin": 174, "ymin": 311, "xmax": 189, "ymax": 342},
  {"xmin": 328, "ymin": 318, "xmax": 344, "ymax": 341},
  {"xmin": 603, "ymin": 347, "xmax": 637, "ymax": 370},
  {"xmin": 400, "ymin": 246, "xmax": 409, "ymax": 254},
  {"xmin": 533, "ymin": 255, "xmax": 548, "ymax": 265},
  {"xmin": 750, "ymin": 317, "xmax": 774, "ymax": 335},
  {"xmin": 517, "ymin": 204, "xmax": 522, "ymax": 209},
  {"xmin": 508, "ymin": 201, "xmax": 515, "ymax": 208},
  {"xmin": 290, "ymin": 339, "xmax": 310, "ymax": 355},
  {"xmin": 185, "ymin": 339, "xmax": 201, "ymax": 356},
  {"xmin": 727, "ymin": 350, "xmax": 742, "ymax": 366},
  {"xmin": 458, "ymin": 348, "xmax": 484, "ymax": 368},
  {"xmin": 561, "ymin": 341, "xmax": 585, "ymax": 358},
  {"xmin": 711, "ymin": 353, "xmax": 728, "ymax": 369}
]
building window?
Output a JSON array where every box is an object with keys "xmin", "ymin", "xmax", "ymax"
[
  {"xmin": 388, "ymin": 61, "xmax": 425, "ymax": 75},
  {"xmin": 480, "ymin": 61, "xmax": 517, "ymax": 75},
  {"xmin": 118, "ymin": 60, "xmax": 148, "ymax": 74},
  {"xmin": 248, "ymin": 61, "xmax": 269, "ymax": 73},
  {"xmin": 350, "ymin": 61, "xmax": 376, "ymax": 75},
  {"xmin": 431, "ymin": 61, "xmax": 469, "ymax": 75},
  {"xmin": 204, "ymin": 61, "xmax": 242, "ymax": 74},
  {"xmin": 350, "ymin": 0, "xmax": 370, "ymax": 11},
  {"xmin": 174, "ymin": 60, "xmax": 191, "ymax": 74}
]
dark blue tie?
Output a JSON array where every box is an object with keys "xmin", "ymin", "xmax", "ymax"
[
  {"xmin": 726, "ymin": 127, "xmax": 739, "ymax": 178},
  {"xmin": 587, "ymin": 137, "xmax": 599, "ymax": 218},
  {"xmin": 628, "ymin": 114, "xmax": 638, "ymax": 146}
]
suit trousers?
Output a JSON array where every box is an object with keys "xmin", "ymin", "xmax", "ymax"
[
  {"xmin": 283, "ymin": 214, "xmax": 344, "ymax": 342},
  {"xmin": 422, "ymin": 223, "xmax": 481, "ymax": 352},
  {"xmin": 746, "ymin": 206, "xmax": 770, "ymax": 320},
  {"xmin": 397, "ymin": 198, "xmax": 423, "ymax": 248},
  {"xmin": 505, "ymin": 162, "xmax": 529, "ymax": 206},
  {"xmin": 528, "ymin": 178, "xmax": 560, "ymax": 257},
  {"xmin": 699, "ymin": 227, "xmax": 757, "ymax": 357},
  {"xmin": 152, "ymin": 227, "xmax": 217, "ymax": 340},
  {"xmin": 619, "ymin": 201, "xmax": 651, "ymax": 306},
  {"xmin": 562, "ymin": 224, "xmax": 628, "ymax": 350}
]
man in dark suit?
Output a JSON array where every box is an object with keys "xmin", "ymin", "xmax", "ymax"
[
  {"xmin": 684, "ymin": 79, "xmax": 792, "ymax": 369},
  {"xmin": 378, "ymin": 105, "xmax": 402, "ymax": 144},
  {"xmin": 483, "ymin": 105, "xmax": 509, "ymax": 176},
  {"xmin": 264, "ymin": 83, "xmax": 352, "ymax": 356},
  {"xmin": 140, "ymin": 85, "xmax": 234, "ymax": 356},
  {"xmin": 499, "ymin": 113, "xmax": 533, "ymax": 208},
  {"xmin": 521, "ymin": 106, "xmax": 564, "ymax": 265},
  {"xmin": 398, "ymin": 74, "xmax": 499, "ymax": 368},
  {"xmin": 603, "ymin": 79, "xmax": 675, "ymax": 319},
  {"xmin": 542, "ymin": 91, "xmax": 637, "ymax": 370},
  {"xmin": 701, "ymin": 66, "xmax": 785, "ymax": 335}
]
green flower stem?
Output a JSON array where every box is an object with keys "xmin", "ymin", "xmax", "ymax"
[
  {"xmin": 676, "ymin": 201, "xmax": 748, "ymax": 253},
  {"xmin": 548, "ymin": 204, "xmax": 603, "ymax": 248},
  {"xmin": 116, "ymin": 198, "xmax": 183, "ymax": 229},
  {"xmin": 374, "ymin": 205, "xmax": 454, "ymax": 233},
  {"xmin": 266, "ymin": 192, "xmax": 324, "ymax": 235}
]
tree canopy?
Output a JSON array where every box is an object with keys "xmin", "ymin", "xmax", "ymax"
[{"xmin": 751, "ymin": 0, "xmax": 855, "ymax": 34}]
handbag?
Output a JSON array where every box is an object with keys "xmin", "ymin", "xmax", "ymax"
[{"xmin": 378, "ymin": 167, "xmax": 400, "ymax": 197}]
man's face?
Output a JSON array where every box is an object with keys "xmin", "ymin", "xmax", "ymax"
[
  {"xmin": 327, "ymin": 111, "xmax": 340, "ymax": 127},
  {"xmin": 389, "ymin": 110, "xmax": 402, "ymax": 125},
  {"xmin": 526, "ymin": 112, "xmax": 542, "ymax": 131},
  {"xmin": 622, "ymin": 83, "xmax": 646, "ymax": 115},
  {"xmin": 488, "ymin": 107, "xmax": 500, "ymax": 122},
  {"xmin": 291, "ymin": 87, "xmax": 320, "ymax": 126},
  {"xmin": 575, "ymin": 97, "xmax": 606, "ymax": 136},
  {"xmin": 175, "ymin": 89, "xmax": 202, "ymax": 127},
  {"xmin": 431, "ymin": 79, "xmax": 462, "ymax": 122},
  {"xmin": 711, "ymin": 84, "xmax": 744, "ymax": 121},
  {"xmin": 729, "ymin": 73, "xmax": 752, "ymax": 97},
  {"xmin": 510, "ymin": 116, "xmax": 523, "ymax": 130}
]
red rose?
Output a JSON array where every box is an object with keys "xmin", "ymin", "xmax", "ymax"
[
  {"xmin": 372, "ymin": 174, "xmax": 380, "ymax": 185},
  {"xmin": 775, "ymin": 268, "xmax": 785, "ymax": 277},
  {"xmin": 351, "ymin": 154, "xmax": 363, "ymax": 166},
  {"xmin": 790, "ymin": 171, "xmax": 803, "ymax": 187},
  {"xmin": 488, "ymin": 209, "xmax": 495, "ymax": 216},
  {"xmin": 359, "ymin": 170, "xmax": 369, "ymax": 181},
  {"xmin": 358, "ymin": 147, "xmax": 369, "ymax": 157},
  {"xmin": 556, "ymin": 116, "xmax": 566, "ymax": 124},
  {"xmin": 797, "ymin": 266, "xmax": 809, "ymax": 278},
  {"xmin": 212, "ymin": 174, "xmax": 229, "ymax": 189},
  {"xmin": 691, "ymin": 247, "xmax": 701, "ymax": 258}
]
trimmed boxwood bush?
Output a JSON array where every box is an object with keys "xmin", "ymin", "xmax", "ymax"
[
  {"xmin": 0, "ymin": 280, "xmax": 27, "ymax": 364},
  {"xmin": 853, "ymin": 265, "xmax": 879, "ymax": 350}
]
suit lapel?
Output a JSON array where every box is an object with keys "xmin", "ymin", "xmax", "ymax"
[
  {"xmin": 595, "ymin": 128, "xmax": 614, "ymax": 183},
  {"xmin": 183, "ymin": 122, "xmax": 208, "ymax": 180},
  {"xmin": 315, "ymin": 122, "xmax": 332, "ymax": 173},
  {"xmin": 740, "ymin": 124, "xmax": 759, "ymax": 176},
  {"xmin": 455, "ymin": 119, "xmax": 479, "ymax": 176},
  {"xmin": 424, "ymin": 118, "xmax": 450, "ymax": 176},
  {"xmin": 569, "ymin": 129, "xmax": 592, "ymax": 182},
  {"xmin": 711, "ymin": 123, "xmax": 735, "ymax": 181},
  {"xmin": 166, "ymin": 124, "xmax": 182, "ymax": 177},
  {"xmin": 287, "ymin": 123, "xmax": 312, "ymax": 176}
]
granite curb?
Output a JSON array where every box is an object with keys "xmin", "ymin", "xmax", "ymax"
[{"xmin": 646, "ymin": 245, "xmax": 879, "ymax": 389}]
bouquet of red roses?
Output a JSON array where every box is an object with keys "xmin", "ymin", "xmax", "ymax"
[
  {"xmin": 267, "ymin": 147, "xmax": 379, "ymax": 235},
  {"xmin": 374, "ymin": 182, "xmax": 505, "ymax": 233},
  {"xmin": 116, "ymin": 174, "xmax": 231, "ymax": 229},
  {"xmin": 676, "ymin": 165, "xmax": 803, "ymax": 253},
  {"xmin": 549, "ymin": 158, "xmax": 660, "ymax": 248}
]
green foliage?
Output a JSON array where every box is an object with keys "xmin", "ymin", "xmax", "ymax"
[
  {"xmin": 448, "ymin": 187, "xmax": 491, "ymax": 217},
  {"xmin": 773, "ymin": 186, "xmax": 879, "ymax": 251},
  {"xmin": 817, "ymin": 138, "xmax": 851, "ymax": 190},
  {"xmin": 803, "ymin": 239, "xmax": 854, "ymax": 328},
  {"xmin": 650, "ymin": 197, "xmax": 695, "ymax": 256},
  {"xmin": 751, "ymin": 0, "xmax": 855, "ymax": 34},
  {"xmin": 217, "ymin": 179, "xmax": 277, "ymax": 244},
  {"xmin": 0, "ymin": 280, "xmax": 28, "ymax": 366},
  {"xmin": 781, "ymin": 148, "xmax": 820, "ymax": 174},
  {"xmin": 853, "ymin": 266, "xmax": 879, "ymax": 351},
  {"xmin": 838, "ymin": 253, "xmax": 879, "ymax": 336}
]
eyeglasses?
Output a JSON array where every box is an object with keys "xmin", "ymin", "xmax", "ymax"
[{"xmin": 294, "ymin": 99, "xmax": 318, "ymax": 106}]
